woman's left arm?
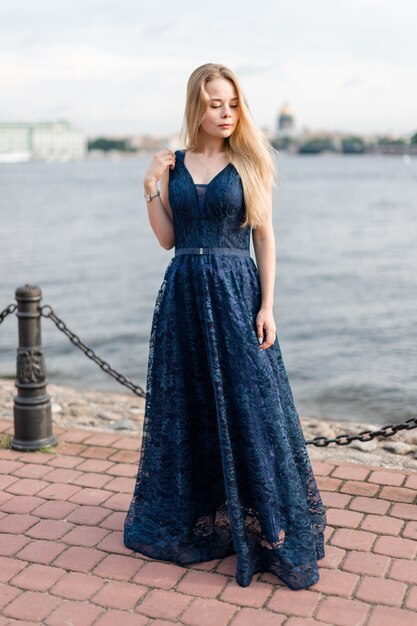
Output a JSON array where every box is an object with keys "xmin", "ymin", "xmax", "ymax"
[{"xmin": 252, "ymin": 179, "xmax": 277, "ymax": 351}]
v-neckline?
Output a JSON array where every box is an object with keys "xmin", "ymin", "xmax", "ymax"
[{"xmin": 181, "ymin": 149, "xmax": 232, "ymax": 187}]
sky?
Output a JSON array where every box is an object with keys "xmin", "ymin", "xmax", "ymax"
[{"xmin": 0, "ymin": 0, "xmax": 416, "ymax": 138}]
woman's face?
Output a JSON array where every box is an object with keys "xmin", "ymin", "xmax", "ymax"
[{"xmin": 200, "ymin": 77, "xmax": 240, "ymax": 140}]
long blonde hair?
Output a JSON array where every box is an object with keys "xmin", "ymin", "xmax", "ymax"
[{"xmin": 180, "ymin": 63, "xmax": 279, "ymax": 229}]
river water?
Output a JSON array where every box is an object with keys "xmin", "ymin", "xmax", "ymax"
[{"xmin": 1, "ymin": 152, "xmax": 416, "ymax": 425}]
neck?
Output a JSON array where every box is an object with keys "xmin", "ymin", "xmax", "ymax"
[{"xmin": 195, "ymin": 132, "xmax": 227, "ymax": 156}]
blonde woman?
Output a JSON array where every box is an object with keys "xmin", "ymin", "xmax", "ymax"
[{"xmin": 124, "ymin": 63, "xmax": 326, "ymax": 589}]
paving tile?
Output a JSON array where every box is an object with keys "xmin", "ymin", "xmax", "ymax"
[
  {"xmin": 53, "ymin": 546, "xmax": 107, "ymax": 572},
  {"xmin": 60, "ymin": 524, "xmax": 111, "ymax": 547},
  {"xmin": 93, "ymin": 610, "xmax": 149, "ymax": 625},
  {"xmin": 230, "ymin": 607, "xmax": 286, "ymax": 625},
  {"xmin": 180, "ymin": 597, "xmax": 237, "ymax": 626},
  {"xmin": 215, "ymin": 554, "xmax": 237, "ymax": 576},
  {"xmin": 389, "ymin": 502, "xmax": 417, "ymax": 521},
  {"xmin": 315, "ymin": 476, "xmax": 342, "ymax": 492},
  {"xmin": 71, "ymin": 472, "xmax": 114, "ymax": 489},
  {"xmin": 310, "ymin": 461, "xmax": 335, "ymax": 476},
  {"xmin": 35, "ymin": 482, "xmax": 82, "ymax": 500},
  {"xmin": 46, "ymin": 454, "xmax": 85, "ymax": 468},
  {"xmin": 373, "ymin": 535, "xmax": 417, "ymax": 559},
  {"xmin": 99, "ymin": 511, "xmax": 125, "ymax": 531},
  {"xmin": 368, "ymin": 470, "xmax": 406, "ymax": 486},
  {"xmin": 355, "ymin": 575, "xmax": 407, "ymax": 606},
  {"xmin": 75, "ymin": 458, "xmax": 115, "ymax": 472},
  {"xmin": 0, "ymin": 555, "xmax": 28, "ymax": 583},
  {"xmin": 404, "ymin": 474, "xmax": 417, "ymax": 490},
  {"xmin": 13, "ymin": 463, "xmax": 53, "ymax": 479},
  {"xmin": 320, "ymin": 492, "xmax": 352, "ymax": 509},
  {"xmin": 220, "ymin": 579, "xmax": 272, "ymax": 607},
  {"xmin": 315, "ymin": 596, "xmax": 370, "ymax": 626},
  {"xmin": 108, "ymin": 449, "xmax": 140, "ymax": 463},
  {"xmin": 82, "ymin": 433, "xmax": 122, "ymax": 447},
  {"xmin": 15, "ymin": 539, "xmax": 67, "ymax": 564},
  {"xmin": 68, "ymin": 487, "xmax": 112, "ymax": 506},
  {"xmin": 348, "ymin": 496, "xmax": 391, "ymax": 515},
  {"xmin": 174, "ymin": 569, "xmax": 229, "ymax": 598},
  {"xmin": 92, "ymin": 580, "xmax": 147, "ymax": 609},
  {"xmin": 341, "ymin": 550, "xmax": 391, "ymax": 577},
  {"xmin": 316, "ymin": 545, "xmax": 345, "ymax": 569},
  {"xmin": 405, "ymin": 586, "xmax": 417, "ymax": 610},
  {"xmin": 0, "ymin": 533, "xmax": 31, "ymax": 557},
  {"xmin": 44, "ymin": 599, "xmax": 104, "ymax": 625},
  {"xmin": 0, "ymin": 582, "xmax": 22, "ymax": 610},
  {"xmin": 378, "ymin": 486, "xmax": 416, "ymax": 503},
  {"xmin": 340, "ymin": 481, "xmax": 379, "ymax": 497},
  {"xmin": 41, "ymin": 467, "xmax": 84, "ymax": 483},
  {"xmin": 367, "ymin": 605, "xmax": 417, "ymax": 625},
  {"xmin": 388, "ymin": 558, "xmax": 417, "ymax": 584},
  {"xmin": 101, "ymin": 492, "xmax": 131, "ymax": 511},
  {"xmin": 96, "ymin": 530, "xmax": 134, "ymax": 555},
  {"xmin": 49, "ymin": 571, "xmax": 105, "ymax": 600},
  {"xmin": 66, "ymin": 504, "xmax": 112, "ymax": 526},
  {"xmin": 79, "ymin": 446, "xmax": 116, "ymax": 459},
  {"xmin": 31, "ymin": 500, "xmax": 78, "ymax": 519},
  {"xmin": 102, "ymin": 476, "xmax": 135, "ymax": 493},
  {"xmin": 309, "ymin": 568, "xmax": 359, "ymax": 596},
  {"xmin": 25, "ymin": 518, "xmax": 74, "ymax": 540},
  {"xmin": 267, "ymin": 587, "xmax": 320, "ymax": 616},
  {"xmin": 403, "ymin": 521, "xmax": 417, "ymax": 540},
  {"xmin": 105, "ymin": 462, "xmax": 137, "ymax": 477},
  {"xmin": 136, "ymin": 588, "xmax": 192, "ymax": 618},
  {"xmin": 331, "ymin": 465, "xmax": 371, "ymax": 481},
  {"xmin": 110, "ymin": 436, "xmax": 141, "ymax": 450},
  {"xmin": 326, "ymin": 508, "xmax": 363, "ymax": 528},
  {"xmin": 0, "ymin": 513, "xmax": 40, "ymax": 534},
  {"xmin": 329, "ymin": 528, "xmax": 376, "ymax": 551},
  {"xmin": 360, "ymin": 513, "xmax": 404, "ymax": 535},
  {"xmin": 1, "ymin": 589, "xmax": 61, "ymax": 622},
  {"xmin": 0, "ymin": 459, "xmax": 24, "ymax": 474},
  {"xmin": 9, "ymin": 563, "xmax": 66, "ymax": 591},
  {"xmin": 93, "ymin": 553, "xmax": 145, "ymax": 580},
  {"xmin": 0, "ymin": 495, "xmax": 44, "ymax": 514},
  {"xmin": 5, "ymin": 478, "xmax": 49, "ymax": 496},
  {"xmin": 132, "ymin": 561, "xmax": 187, "ymax": 589}
]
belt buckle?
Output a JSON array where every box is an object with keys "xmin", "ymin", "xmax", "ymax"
[{"xmin": 199, "ymin": 247, "xmax": 204, "ymax": 254}]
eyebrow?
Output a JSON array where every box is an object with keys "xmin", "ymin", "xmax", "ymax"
[{"xmin": 210, "ymin": 97, "xmax": 239, "ymax": 102}]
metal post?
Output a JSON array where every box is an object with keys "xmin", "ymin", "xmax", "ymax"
[{"xmin": 12, "ymin": 284, "xmax": 57, "ymax": 450}]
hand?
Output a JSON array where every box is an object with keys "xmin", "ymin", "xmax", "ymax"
[
  {"xmin": 144, "ymin": 149, "xmax": 176, "ymax": 187},
  {"xmin": 256, "ymin": 306, "xmax": 276, "ymax": 350}
]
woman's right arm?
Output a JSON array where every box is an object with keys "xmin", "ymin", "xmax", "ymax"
[{"xmin": 144, "ymin": 149, "xmax": 176, "ymax": 250}]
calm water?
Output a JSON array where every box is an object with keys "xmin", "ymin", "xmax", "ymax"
[{"xmin": 1, "ymin": 153, "xmax": 416, "ymax": 426}]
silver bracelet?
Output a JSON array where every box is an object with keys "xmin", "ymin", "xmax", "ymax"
[{"xmin": 144, "ymin": 188, "xmax": 161, "ymax": 202}]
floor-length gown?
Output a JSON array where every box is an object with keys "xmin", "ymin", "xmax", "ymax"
[{"xmin": 123, "ymin": 149, "xmax": 327, "ymax": 589}]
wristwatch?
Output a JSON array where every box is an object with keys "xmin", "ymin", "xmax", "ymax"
[{"xmin": 144, "ymin": 188, "xmax": 161, "ymax": 202}]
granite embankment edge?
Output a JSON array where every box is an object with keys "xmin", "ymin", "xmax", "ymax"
[{"xmin": 1, "ymin": 377, "xmax": 416, "ymax": 471}]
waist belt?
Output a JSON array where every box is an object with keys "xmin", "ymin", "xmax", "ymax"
[{"xmin": 174, "ymin": 247, "xmax": 250, "ymax": 257}]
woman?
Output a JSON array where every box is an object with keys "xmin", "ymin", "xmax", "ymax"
[{"xmin": 123, "ymin": 62, "xmax": 326, "ymax": 589}]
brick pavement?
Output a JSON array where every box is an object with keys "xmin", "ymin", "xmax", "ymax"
[{"xmin": 0, "ymin": 417, "xmax": 416, "ymax": 626}]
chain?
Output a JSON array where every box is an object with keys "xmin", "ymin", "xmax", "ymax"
[
  {"xmin": 2, "ymin": 301, "xmax": 417, "ymax": 444},
  {"xmin": 0, "ymin": 303, "xmax": 17, "ymax": 324},
  {"xmin": 305, "ymin": 418, "xmax": 417, "ymax": 446},
  {"xmin": 39, "ymin": 304, "xmax": 146, "ymax": 398}
]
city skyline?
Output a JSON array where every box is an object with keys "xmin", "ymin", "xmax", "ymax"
[{"xmin": 0, "ymin": 0, "xmax": 416, "ymax": 136}]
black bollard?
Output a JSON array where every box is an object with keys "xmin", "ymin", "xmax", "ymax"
[{"xmin": 12, "ymin": 285, "xmax": 57, "ymax": 451}]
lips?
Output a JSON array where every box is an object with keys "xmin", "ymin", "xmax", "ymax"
[{"xmin": 220, "ymin": 124, "xmax": 232, "ymax": 128}]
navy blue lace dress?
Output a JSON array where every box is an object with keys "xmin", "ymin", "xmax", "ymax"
[{"xmin": 123, "ymin": 149, "xmax": 326, "ymax": 589}]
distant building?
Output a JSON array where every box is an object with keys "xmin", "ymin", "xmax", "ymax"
[
  {"xmin": 276, "ymin": 103, "xmax": 296, "ymax": 137},
  {"xmin": 0, "ymin": 123, "xmax": 31, "ymax": 163},
  {"xmin": 0, "ymin": 121, "xmax": 86, "ymax": 163}
]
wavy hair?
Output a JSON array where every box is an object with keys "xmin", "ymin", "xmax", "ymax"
[{"xmin": 179, "ymin": 63, "xmax": 279, "ymax": 229}]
